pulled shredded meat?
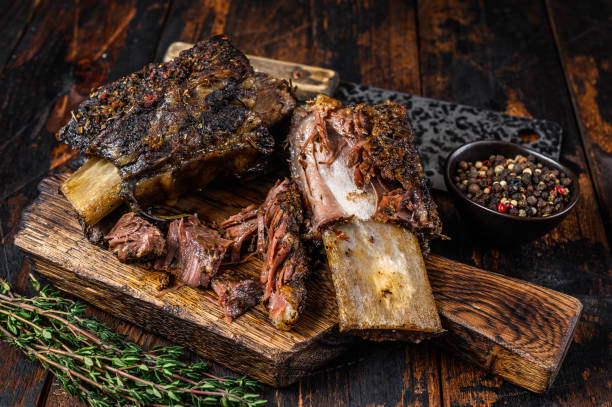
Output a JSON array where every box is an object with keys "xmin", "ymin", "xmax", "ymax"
[
  {"xmin": 155, "ymin": 215, "xmax": 232, "ymax": 288},
  {"xmin": 219, "ymin": 204, "xmax": 259, "ymax": 264},
  {"xmin": 257, "ymin": 179, "xmax": 309, "ymax": 330},
  {"xmin": 105, "ymin": 212, "xmax": 165, "ymax": 262},
  {"xmin": 103, "ymin": 183, "xmax": 309, "ymax": 329},
  {"xmin": 218, "ymin": 179, "xmax": 309, "ymax": 330}
]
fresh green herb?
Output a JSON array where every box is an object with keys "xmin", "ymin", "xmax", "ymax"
[{"xmin": 0, "ymin": 275, "xmax": 267, "ymax": 407}]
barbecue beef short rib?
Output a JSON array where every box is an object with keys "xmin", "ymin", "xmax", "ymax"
[{"xmin": 58, "ymin": 35, "xmax": 296, "ymax": 210}]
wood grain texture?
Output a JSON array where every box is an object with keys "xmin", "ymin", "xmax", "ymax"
[
  {"xmin": 15, "ymin": 174, "xmax": 582, "ymax": 391},
  {"xmin": 417, "ymin": 0, "xmax": 612, "ymax": 404},
  {"xmin": 0, "ymin": 0, "xmax": 39, "ymax": 76},
  {"xmin": 0, "ymin": 0, "xmax": 170, "ymax": 202},
  {"xmin": 426, "ymin": 255, "xmax": 582, "ymax": 393},
  {"xmin": 547, "ymin": 0, "xmax": 612, "ymax": 246}
]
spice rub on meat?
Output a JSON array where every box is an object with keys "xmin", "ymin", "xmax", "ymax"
[
  {"xmin": 156, "ymin": 215, "xmax": 232, "ymax": 288},
  {"xmin": 105, "ymin": 212, "xmax": 165, "ymax": 262},
  {"xmin": 289, "ymin": 95, "xmax": 441, "ymax": 251},
  {"xmin": 58, "ymin": 35, "xmax": 296, "ymax": 225}
]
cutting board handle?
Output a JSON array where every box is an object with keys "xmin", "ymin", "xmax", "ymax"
[{"xmin": 425, "ymin": 254, "xmax": 582, "ymax": 393}]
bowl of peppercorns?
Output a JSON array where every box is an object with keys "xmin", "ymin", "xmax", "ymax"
[{"xmin": 444, "ymin": 140, "xmax": 579, "ymax": 244}]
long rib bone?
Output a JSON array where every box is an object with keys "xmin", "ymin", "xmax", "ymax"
[{"xmin": 289, "ymin": 95, "xmax": 443, "ymax": 341}]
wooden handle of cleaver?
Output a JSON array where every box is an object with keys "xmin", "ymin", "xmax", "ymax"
[
  {"xmin": 425, "ymin": 254, "xmax": 582, "ymax": 393},
  {"xmin": 164, "ymin": 42, "xmax": 339, "ymax": 100}
]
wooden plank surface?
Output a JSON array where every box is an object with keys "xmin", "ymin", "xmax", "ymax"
[
  {"xmin": 547, "ymin": 0, "xmax": 612, "ymax": 246},
  {"xmin": 417, "ymin": 0, "xmax": 612, "ymax": 405},
  {"xmin": 0, "ymin": 1, "xmax": 173, "ymax": 405},
  {"xmin": 0, "ymin": 0, "xmax": 39, "ymax": 76},
  {"xmin": 0, "ymin": 0, "xmax": 610, "ymax": 406}
]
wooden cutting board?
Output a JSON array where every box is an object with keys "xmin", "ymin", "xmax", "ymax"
[{"xmin": 15, "ymin": 173, "xmax": 582, "ymax": 393}]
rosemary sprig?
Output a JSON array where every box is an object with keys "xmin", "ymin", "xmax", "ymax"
[{"xmin": 0, "ymin": 275, "xmax": 267, "ymax": 407}]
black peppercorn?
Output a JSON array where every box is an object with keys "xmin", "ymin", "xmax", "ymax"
[
  {"xmin": 521, "ymin": 173, "xmax": 531, "ymax": 184},
  {"xmin": 508, "ymin": 178, "xmax": 522, "ymax": 193},
  {"xmin": 526, "ymin": 196, "xmax": 537, "ymax": 206},
  {"xmin": 452, "ymin": 153, "xmax": 572, "ymax": 217},
  {"xmin": 467, "ymin": 183, "xmax": 480, "ymax": 194}
]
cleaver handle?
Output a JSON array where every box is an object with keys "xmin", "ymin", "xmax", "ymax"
[{"xmin": 164, "ymin": 42, "xmax": 339, "ymax": 100}]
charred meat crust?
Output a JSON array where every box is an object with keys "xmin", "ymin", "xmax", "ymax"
[
  {"xmin": 352, "ymin": 103, "xmax": 442, "ymax": 247},
  {"xmin": 105, "ymin": 212, "xmax": 165, "ymax": 262},
  {"xmin": 288, "ymin": 95, "xmax": 442, "ymax": 251},
  {"xmin": 58, "ymin": 35, "xmax": 295, "ymax": 207}
]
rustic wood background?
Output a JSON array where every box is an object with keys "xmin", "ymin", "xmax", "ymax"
[{"xmin": 0, "ymin": 0, "xmax": 610, "ymax": 406}]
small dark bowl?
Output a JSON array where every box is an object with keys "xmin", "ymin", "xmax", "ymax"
[{"xmin": 444, "ymin": 140, "xmax": 579, "ymax": 245}]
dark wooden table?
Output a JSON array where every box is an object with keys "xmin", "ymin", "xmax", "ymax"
[{"xmin": 1, "ymin": 1, "xmax": 610, "ymax": 405}]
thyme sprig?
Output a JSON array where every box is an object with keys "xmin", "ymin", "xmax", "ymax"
[{"xmin": 0, "ymin": 275, "xmax": 266, "ymax": 407}]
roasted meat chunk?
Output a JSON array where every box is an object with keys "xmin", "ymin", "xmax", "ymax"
[
  {"xmin": 217, "ymin": 179, "xmax": 309, "ymax": 330},
  {"xmin": 211, "ymin": 272, "xmax": 263, "ymax": 321},
  {"xmin": 156, "ymin": 215, "xmax": 232, "ymax": 288},
  {"xmin": 258, "ymin": 179, "xmax": 309, "ymax": 330},
  {"xmin": 105, "ymin": 212, "xmax": 165, "ymax": 262},
  {"xmin": 59, "ymin": 35, "xmax": 296, "ymax": 226},
  {"xmin": 289, "ymin": 95, "xmax": 443, "ymax": 341},
  {"xmin": 289, "ymin": 95, "xmax": 441, "ymax": 246}
]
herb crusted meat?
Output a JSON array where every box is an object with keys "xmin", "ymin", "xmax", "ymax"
[{"xmin": 58, "ymin": 35, "xmax": 296, "ymax": 210}]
